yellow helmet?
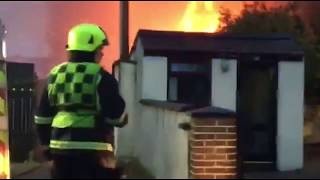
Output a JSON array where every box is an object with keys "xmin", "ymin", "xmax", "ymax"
[{"xmin": 66, "ymin": 23, "xmax": 109, "ymax": 52}]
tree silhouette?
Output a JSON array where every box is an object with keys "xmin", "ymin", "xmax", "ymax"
[{"xmin": 219, "ymin": 2, "xmax": 320, "ymax": 100}]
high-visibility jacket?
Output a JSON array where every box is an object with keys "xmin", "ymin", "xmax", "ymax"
[{"xmin": 34, "ymin": 58, "xmax": 125, "ymax": 154}]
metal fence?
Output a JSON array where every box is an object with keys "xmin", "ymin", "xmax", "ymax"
[{"xmin": 6, "ymin": 62, "xmax": 36, "ymax": 162}]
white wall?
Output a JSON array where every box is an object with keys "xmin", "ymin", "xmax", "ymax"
[
  {"xmin": 277, "ymin": 61, "xmax": 304, "ymax": 171},
  {"xmin": 116, "ymin": 56, "xmax": 190, "ymax": 177},
  {"xmin": 115, "ymin": 62, "xmax": 136, "ymax": 156},
  {"xmin": 211, "ymin": 59, "xmax": 237, "ymax": 111},
  {"xmin": 116, "ymin": 42, "xmax": 143, "ymax": 157},
  {"xmin": 141, "ymin": 56, "xmax": 167, "ymax": 100},
  {"xmin": 132, "ymin": 39, "xmax": 144, "ymax": 61},
  {"xmin": 135, "ymin": 106, "xmax": 190, "ymax": 179}
]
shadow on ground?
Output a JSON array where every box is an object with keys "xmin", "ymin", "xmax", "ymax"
[
  {"xmin": 118, "ymin": 156, "xmax": 155, "ymax": 179},
  {"xmin": 245, "ymin": 144, "xmax": 320, "ymax": 179}
]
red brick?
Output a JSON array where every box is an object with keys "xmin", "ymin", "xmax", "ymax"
[
  {"xmin": 191, "ymin": 154, "xmax": 205, "ymax": 160},
  {"xmin": 227, "ymin": 141, "xmax": 237, "ymax": 146},
  {"xmin": 191, "ymin": 141, "xmax": 205, "ymax": 147},
  {"xmin": 206, "ymin": 154, "xmax": 226, "ymax": 160},
  {"xmin": 194, "ymin": 127, "xmax": 227, "ymax": 133},
  {"xmin": 205, "ymin": 168, "xmax": 224, "ymax": 173},
  {"xmin": 205, "ymin": 141, "xmax": 226, "ymax": 146},
  {"xmin": 215, "ymin": 160, "xmax": 237, "ymax": 167},
  {"xmin": 227, "ymin": 154, "xmax": 237, "ymax": 160},
  {"xmin": 215, "ymin": 174, "xmax": 237, "ymax": 179},
  {"xmin": 206, "ymin": 167, "xmax": 237, "ymax": 173},
  {"xmin": 216, "ymin": 147, "xmax": 237, "ymax": 154},
  {"xmin": 217, "ymin": 119, "xmax": 235, "ymax": 126},
  {"xmin": 190, "ymin": 167, "xmax": 205, "ymax": 174},
  {"xmin": 224, "ymin": 168, "xmax": 237, "ymax": 173},
  {"xmin": 215, "ymin": 134, "xmax": 236, "ymax": 140},
  {"xmin": 191, "ymin": 174, "xmax": 214, "ymax": 179},
  {"xmin": 192, "ymin": 147, "xmax": 214, "ymax": 154},
  {"xmin": 191, "ymin": 160, "xmax": 215, "ymax": 167},
  {"xmin": 192, "ymin": 134, "xmax": 215, "ymax": 140}
]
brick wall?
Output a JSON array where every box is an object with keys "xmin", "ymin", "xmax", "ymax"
[{"xmin": 190, "ymin": 118, "xmax": 238, "ymax": 179}]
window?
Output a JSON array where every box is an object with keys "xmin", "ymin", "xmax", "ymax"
[
  {"xmin": 171, "ymin": 63, "xmax": 207, "ymax": 73},
  {"xmin": 168, "ymin": 62, "xmax": 211, "ymax": 106}
]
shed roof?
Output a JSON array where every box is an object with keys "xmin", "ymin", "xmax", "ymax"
[{"xmin": 131, "ymin": 29, "xmax": 304, "ymax": 56}]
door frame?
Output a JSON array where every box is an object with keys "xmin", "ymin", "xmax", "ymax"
[{"xmin": 236, "ymin": 60, "xmax": 278, "ymax": 172}]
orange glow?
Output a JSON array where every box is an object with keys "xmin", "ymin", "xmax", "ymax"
[
  {"xmin": 0, "ymin": 141, "xmax": 9, "ymax": 179},
  {"xmin": 13, "ymin": 2, "xmax": 284, "ymax": 76},
  {"xmin": 0, "ymin": 153, "xmax": 5, "ymax": 177},
  {"xmin": 180, "ymin": 1, "xmax": 220, "ymax": 32}
]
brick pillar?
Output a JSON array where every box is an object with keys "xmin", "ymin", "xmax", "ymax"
[{"xmin": 190, "ymin": 118, "xmax": 238, "ymax": 179}]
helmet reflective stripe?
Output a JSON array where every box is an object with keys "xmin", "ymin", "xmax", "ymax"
[
  {"xmin": 66, "ymin": 24, "xmax": 108, "ymax": 52},
  {"xmin": 50, "ymin": 140, "xmax": 113, "ymax": 151}
]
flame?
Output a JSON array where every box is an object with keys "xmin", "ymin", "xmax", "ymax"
[
  {"xmin": 180, "ymin": 1, "xmax": 220, "ymax": 33},
  {"xmin": 0, "ymin": 153, "xmax": 5, "ymax": 175},
  {"xmin": 0, "ymin": 138, "xmax": 10, "ymax": 179}
]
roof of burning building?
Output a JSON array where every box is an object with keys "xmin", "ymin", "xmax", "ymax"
[{"xmin": 131, "ymin": 29, "xmax": 304, "ymax": 58}]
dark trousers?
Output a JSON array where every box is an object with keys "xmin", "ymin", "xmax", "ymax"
[{"xmin": 51, "ymin": 153, "xmax": 120, "ymax": 179}]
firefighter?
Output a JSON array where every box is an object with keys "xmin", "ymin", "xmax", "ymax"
[{"xmin": 34, "ymin": 23, "xmax": 127, "ymax": 179}]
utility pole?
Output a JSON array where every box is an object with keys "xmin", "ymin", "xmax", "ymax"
[
  {"xmin": 113, "ymin": 1, "xmax": 129, "ymax": 157},
  {"xmin": 120, "ymin": 1, "xmax": 129, "ymax": 61}
]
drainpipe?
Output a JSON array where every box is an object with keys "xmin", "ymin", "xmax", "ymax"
[{"xmin": 113, "ymin": 1, "xmax": 129, "ymax": 156}]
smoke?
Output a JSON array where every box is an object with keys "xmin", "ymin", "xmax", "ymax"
[
  {"xmin": 4, "ymin": 1, "xmax": 317, "ymax": 79},
  {"xmin": 45, "ymin": 1, "xmax": 119, "ymax": 74},
  {"xmin": 291, "ymin": 1, "xmax": 320, "ymax": 34},
  {"xmin": 0, "ymin": 2, "xmax": 119, "ymax": 78}
]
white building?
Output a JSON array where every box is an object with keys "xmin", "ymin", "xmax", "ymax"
[{"xmin": 115, "ymin": 30, "xmax": 304, "ymax": 174}]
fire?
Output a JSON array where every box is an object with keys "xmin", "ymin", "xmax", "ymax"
[
  {"xmin": 0, "ymin": 153, "xmax": 5, "ymax": 177},
  {"xmin": 180, "ymin": 1, "xmax": 220, "ymax": 33},
  {"xmin": 0, "ymin": 138, "xmax": 9, "ymax": 179}
]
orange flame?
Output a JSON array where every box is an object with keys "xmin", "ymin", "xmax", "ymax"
[
  {"xmin": 0, "ymin": 139, "xmax": 10, "ymax": 179},
  {"xmin": 180, "ymin": 1, "xmax": 220, "ymax": 33}
]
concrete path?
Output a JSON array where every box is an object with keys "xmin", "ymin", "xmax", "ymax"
[
  {"xmin": 245, "ymin": 144, "xmax": 320, "ymax": 179},
  {"xmin": 15, "ymin": 145, "xmax": 320, "ymax": 179}
]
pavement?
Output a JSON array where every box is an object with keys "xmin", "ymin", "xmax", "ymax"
[
  {"xmin": 244, "ymin": 144, "xmax": 320, "ymax": 179},
  {"xmin": 13, "ymin": 144, "xmax": 320, "ymax": 179},
  {"xmin": 13, "ymin": 157, "xmax": 153, "ymax": 179},
  {"xmin": 13, "ymin": 162, "xmax": 51, "ymax": 179},
  {"xmin": 11, "ymin": 161, "xmax": 41, "ymax": 178}
]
